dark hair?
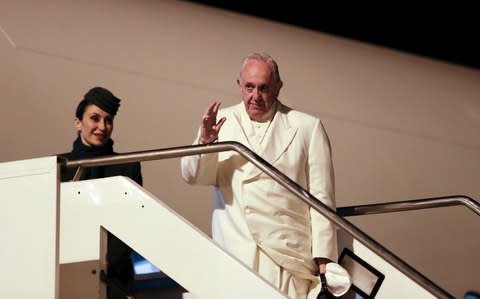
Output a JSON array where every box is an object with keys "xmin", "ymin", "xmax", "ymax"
[
  {"xmin": 75, "ymin": 86, "xmax": 121, "ymax": 120},
  {"xmin": 75, "ymin": 99, "xmax": 92, "ymax": 120}
]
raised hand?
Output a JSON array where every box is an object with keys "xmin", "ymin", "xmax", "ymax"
[{"xmin": 199, "ymin": 101, "xmax": 226, "ymax": 144}]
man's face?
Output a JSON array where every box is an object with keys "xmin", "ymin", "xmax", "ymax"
[{"xmin": 237, "ymin": 59, "xmax": 282, "ymax": 121}]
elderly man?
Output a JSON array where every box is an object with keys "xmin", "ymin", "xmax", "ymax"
[{"xmin": 181, "ymin": 53, "xmax": 342, "ymax": 298}]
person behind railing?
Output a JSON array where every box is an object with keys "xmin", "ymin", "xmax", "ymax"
[
  {"xmin": 181, "ymin": 53, "xmax": 350, "ymax": 298},
  {"xmin": 60, "ymin": 86, "xmax": 142, "ymax": 299}
]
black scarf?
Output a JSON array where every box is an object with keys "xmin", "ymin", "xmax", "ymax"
[{"xmin": 70, "ymin": 137, "xmax": 115, "ymax": 179}]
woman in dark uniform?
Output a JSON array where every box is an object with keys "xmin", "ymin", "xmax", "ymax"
[{"xmin": 61, "ymin": 86, "xmax": 142, "ymax": 298}]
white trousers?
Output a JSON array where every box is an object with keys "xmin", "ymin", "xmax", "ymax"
[{"xmin": 253, "ymin": 247, "xmax": 312, "ymax": 299}]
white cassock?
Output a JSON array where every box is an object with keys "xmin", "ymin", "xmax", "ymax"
[{"xmin": 181, "ymin": 101, "xmax": 338, "ymax": 298}]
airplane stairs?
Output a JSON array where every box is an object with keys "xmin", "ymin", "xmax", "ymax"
[{"xmin": 1, "ymin": 145, "xmax": 478, "ymax": 298}]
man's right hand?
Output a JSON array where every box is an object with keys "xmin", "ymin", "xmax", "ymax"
[{"xmin": 199, "ymin": 101, "xmax": 226, "ymax": 144}]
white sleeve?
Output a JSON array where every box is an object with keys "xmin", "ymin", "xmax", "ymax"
[
  {"xmin": 308, "ymin": 119, "xmax": 338, "ymax": 261},
  {"xmin": 180, "ymin": 129, "xmax": 218, "ymax": 186}
]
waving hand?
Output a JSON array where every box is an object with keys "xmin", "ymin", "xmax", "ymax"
[{"xmin": 199, "ymin": 101, "xmax": 226, "ymax": 144}]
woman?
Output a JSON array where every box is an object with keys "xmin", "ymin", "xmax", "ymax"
[
  {"xmin": 61, "ymin": 86, "xmax": 142, "ymax": 298},
  {"xmin": 62, "ymin": 86, "xmax": 142, "ymax": 184}
]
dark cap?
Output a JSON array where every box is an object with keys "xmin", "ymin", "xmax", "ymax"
[{"xmin": 83, "ymin": 86, "xmax": 121, "ymax": 116}]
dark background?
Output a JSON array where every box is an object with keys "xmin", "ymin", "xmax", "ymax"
[{"xmin": 186, "ymin": 1, "xmax": 479, "ymax": 70}]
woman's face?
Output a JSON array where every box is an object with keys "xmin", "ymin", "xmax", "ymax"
[{"xmin": 75, "ymin": 104, "xmax": 113, "ymax": 147}]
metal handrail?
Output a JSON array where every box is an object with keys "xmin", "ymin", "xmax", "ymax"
[
  {"xmin": 60, "ymin": 141, "xmax": 455, "ymax": 299},
  {"xmin": 338, "ymin": 195, "xmax": 480, "ymax": 217}
]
